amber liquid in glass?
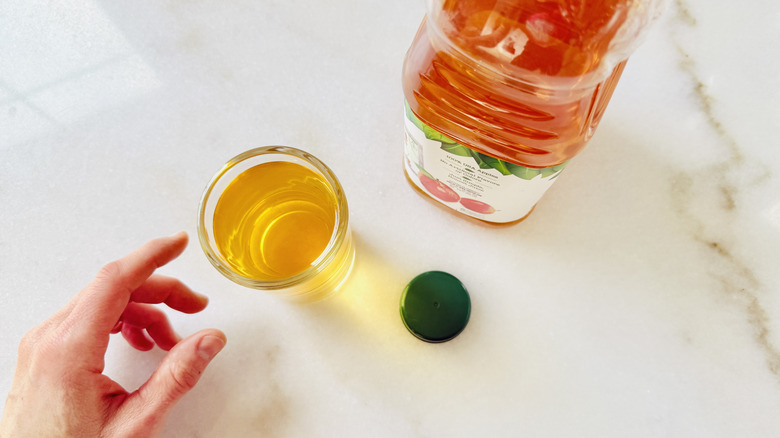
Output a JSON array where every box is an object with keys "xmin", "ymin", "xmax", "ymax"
[
  {"xmin": 213, "ymin": 161, "xmax": 337, "ymax": 281},
  {"xmin": 403, "ymin": 0, "xmax": 631, "ymax": 169}
]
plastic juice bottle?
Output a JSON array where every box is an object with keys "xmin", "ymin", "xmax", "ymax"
[{"xmin": 402, "ymin": 0, "xmax": 667, "ymax": 224}]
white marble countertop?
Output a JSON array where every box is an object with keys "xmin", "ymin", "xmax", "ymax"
[{"xmin": 2, "ymin": 0, "xmax": 779, "ymax": 436}]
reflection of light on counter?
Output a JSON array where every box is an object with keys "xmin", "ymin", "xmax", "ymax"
[
  {"xmin": 295, "ymin": 236, "xmax": 483, "ymax": 409},
  {"xmin": 298, "ymin": 235, "xmax": 415, "ymax": 346},
  {"xmin": 320, "ymin": 249, "xmax": 407, "ymax": 338},
  {"xmin": 0, "ymin": 0, "xmax": 161, "ymax": 147}
]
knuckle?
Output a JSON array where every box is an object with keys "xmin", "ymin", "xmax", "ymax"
[
  {"xmin": 168, "ymin": 360, "xmax": 202, "ymax": 395},
  {"xmin": 18, "ymin": 321, "xmax": 51, "ymax": 355},
  {"xmin": 17, "ymin": 328, "xmax": 39, "ymax": 357},
  {"xmin": 96, "ymin": 260, "xmax": 123, "ymax": 281},
  {"xmin": 16, "ymin": 322, "xmax": 64, "ymax": 372}
]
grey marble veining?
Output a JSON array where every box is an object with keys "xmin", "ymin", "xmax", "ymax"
[{"xmin": 669, "ymin": 0, "xmax": 779, "ymax": 384}]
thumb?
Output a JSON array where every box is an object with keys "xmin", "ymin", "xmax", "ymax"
[{"xmin": 118, "ymin": 329, "xmax": 226, "ymax": 432}]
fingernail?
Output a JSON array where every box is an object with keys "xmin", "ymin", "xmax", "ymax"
[
  {"xmin": 197, "ymin": 334, "xmax": 225, "ymax": 360},
  {"xmin": 170, "ymin": 231, "xmax": 188, "ymax": 240}
]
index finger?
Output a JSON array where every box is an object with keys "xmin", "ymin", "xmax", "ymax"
[{"xmin": 72, "ymin": 232, "xmax": 190, "ymax": 335}]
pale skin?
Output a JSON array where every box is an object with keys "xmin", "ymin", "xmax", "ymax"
[{"xmin": 0, "ymin": 232, "xmax": 226, "ymax": 438}]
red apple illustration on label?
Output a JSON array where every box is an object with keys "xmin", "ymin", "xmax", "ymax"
[
  {"xmin": 418, "ymin": 173, "xmax": 460, "ymax": 203},
  {"xmin": 459, "ymin": 198, "xmax": 495, "ymax": 214}
]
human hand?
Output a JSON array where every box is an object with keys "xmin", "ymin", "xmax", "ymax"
[{"xmin": 0, "ymin": 232, "xmax": 226, "ymax": 438}]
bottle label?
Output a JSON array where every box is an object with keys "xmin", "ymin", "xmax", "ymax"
[{"xmin": 403, "ymin": 101, "xmax": 568, "ymax": 223}]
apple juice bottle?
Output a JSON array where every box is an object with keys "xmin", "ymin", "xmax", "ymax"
[{"xmin": 402, "ymin": 0, "xmax": 667, "ymax": 224}]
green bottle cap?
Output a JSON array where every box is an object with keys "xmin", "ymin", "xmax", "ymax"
[{"xmin": 400, "ymin": 271, "xmax": 471, "ymax": 343}]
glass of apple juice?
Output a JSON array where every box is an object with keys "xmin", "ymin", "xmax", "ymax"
[{"xmin": 197, "ymin": 146, "xmax": 355, "ymax": 301}]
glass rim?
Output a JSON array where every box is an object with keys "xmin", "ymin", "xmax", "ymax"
[{"xmin": 196, "ymin": 145, "xmax": 350, "ymax": 290}]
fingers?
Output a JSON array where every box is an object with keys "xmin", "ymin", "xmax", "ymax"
[
  {"xmin": 118, "ymin": 274, "xmax": 208, "ymax": 351},
  {"xmin": 121, "ymin": 323, "xmax": 155, "ymax": 351},
  {"xmin": 118, "ymin": 303, "xmax": 182, "ymax": 351},
  {"xmin": 72, "ymin": 232, "xmax": 190, "ymax": 335},
  {"xmin": 121, "ymin": 329, "xmax": 226, "ymax": 428},
  {"xmin": 111, "ymin": 273, "xmax": 207, "ymax": 351},
  {"xmin": 131, "ymin": 274, "xmax": 209, "ymax": 314}
]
